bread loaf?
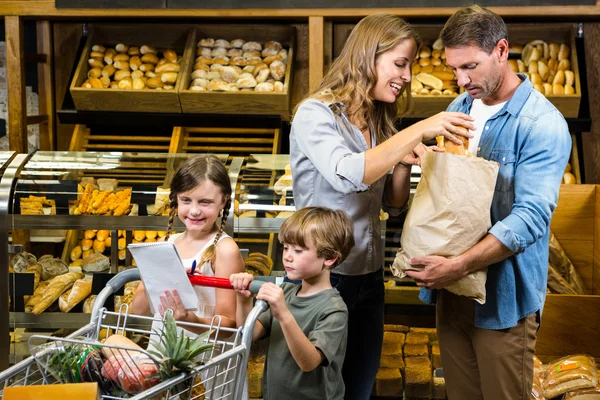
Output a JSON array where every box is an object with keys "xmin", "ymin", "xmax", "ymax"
[
  {"xmin": 83, "ymin": 295, "xmax": 97, "ymax": 313},
  {"xmin": 405, "ymin": 356, "xmax": 432, "ymax": 398},
  {"xmin": 25, "ymin": 281, "xmax": 49, "ymax": 312},
  {"xmin": 59, "ymin": 279, "xmax": 92, "ymax": 312},
  {"xmin": 32, "ymin": 272, "xmax": 85, "ymax": 315},
  {"xmin": 375, "ymin": 368, "xmax": 403, "ymax": 397},
  {"xmin": 382, "ymin": 331, "xmax": 405, "ymax": 355},
  {"xmin": 544, "ymin": 354, "xmax": 598, "ymax": 398},
  {"xmin": 83, "ymin": 252, "xmax": 110, "ymax": 272}
]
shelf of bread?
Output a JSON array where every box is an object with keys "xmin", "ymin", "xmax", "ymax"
[
  {"xmin": 505, "ymin": 24, "xmax": 581, "ymax": 118},
  {"xmin": 70, "ymin": 23, "xmax": 194, "ymax": 113},
  {"xmin": 178, "ymin": 24, "xmax": 295, "ymax": 118}
]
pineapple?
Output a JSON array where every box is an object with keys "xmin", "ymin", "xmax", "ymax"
[{"xmin": 149, "ymin": 312, "xmax": 213, "ymax": 398}]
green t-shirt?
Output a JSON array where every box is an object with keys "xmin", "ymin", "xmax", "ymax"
[{"xmin": 257, "ymin": 282, "xmax": 348, "ymax": 400}]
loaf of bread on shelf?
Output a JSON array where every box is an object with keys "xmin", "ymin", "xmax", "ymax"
[
  {"xmin": 410, "ymin": 327, "xmax": 438, "ymax": 342},
  {"xmin": 375, "ymin": 367, "xmax": 403, "ymax": 397},
  {"xmin": 82, "ymin": 252, "xmax": 110, "ymax": 272},
  {"xmin": 405, "ymin": 331, "xmax": 430, "ymax": 346},
  {"xmin": 382, "ymin": 331, "xmax": 405, "ymax": 355},
  {"xmin": 544, "ymin": 354, "xmax": 598, "ymax": 398},
  {"xmin": 32, "ymin": 272, "xmax": 85, "ymax": 315},
  {"xmin": 59, "ymin": 279, "xmax": 92, "ymax": 313},
  {"xmin": 83, "ymin": 295, "xmax": 97, "ymax": 313},
  {"xmin": 38, "ymin": 256, "xmax": 69, "ymax": 281},
  {"xmin": 431, "ymin": 343, "xmax": 442, "ymax": 369},
  {"xmin": 404, "ymin": 343, "xmax": 429, "ymax": 358},
  {"xmin": 380, "ymin": 353, "xmax": 405, "ymax": 369},
  {"xmin": 405, "ymin": 356, "xmax": 432, "ymax": 398},
  {"xmin": 24, "ymin": 281, "xmax": 49, "ymax": 312},
  {"xmin": 385, "ymin": 324, "xmax": 410, "ymax": 333},
  {"xmin": 11, "ymin": 252, "xmax": 37, "ymax": 273}
]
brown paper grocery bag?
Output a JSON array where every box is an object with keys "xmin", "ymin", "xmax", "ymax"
[{"xmin": 391, "ymin": 151, "xmax": 500, "ymax": 304}]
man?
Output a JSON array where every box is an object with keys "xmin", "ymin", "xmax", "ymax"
[{"xmin": 405, "ymin": 5, "xmax": 571, "ymax": 400}]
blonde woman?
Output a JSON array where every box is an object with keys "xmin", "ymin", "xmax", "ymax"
[{"xmin": 290, "ymin": 13, "xmax": 473, "ymax": 399}]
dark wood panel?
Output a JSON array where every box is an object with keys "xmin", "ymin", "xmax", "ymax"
[
  {"xmin": 56, "ymin": 0, "xmax": 165, "ymax": 8},
  {"xmin": 53, "ymin": 23, "xmax": 83, "ymax": 150},
  {"xmin": 583, "ymin": 23, "xmax": 600, "ymax": 184}
]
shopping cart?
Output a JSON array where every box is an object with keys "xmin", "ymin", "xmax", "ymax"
[{"xmin": 0, "ymin": 269, "xmax": 268, "ymax": 399}]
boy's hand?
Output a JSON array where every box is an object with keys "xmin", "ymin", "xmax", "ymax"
[
  {"xmin": 230, "ymin": 272, "xmax": 254, "ymax": 298},
  {"xmin": 256, "ymin": 283, "xmax": 289, "ymax": 320}
]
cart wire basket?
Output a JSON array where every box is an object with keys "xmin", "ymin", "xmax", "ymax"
[{"xmin": 0, "ymin": 269, "xmax": 268, "ymax": 399}]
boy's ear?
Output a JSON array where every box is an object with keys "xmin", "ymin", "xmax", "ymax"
[{"xmin": 323, "ymin": 257, "xmax": 338, "ymax": 268}]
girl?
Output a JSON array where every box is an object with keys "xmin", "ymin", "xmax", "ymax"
[
  {"xmin": 132, "ymin": 154, "xmax": 244, "ymax": 333},
  {"xmin": 290, "ymin": 13, "xmax": 474, "ymax": 399}
]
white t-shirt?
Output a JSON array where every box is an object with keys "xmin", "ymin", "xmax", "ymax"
[{"xmin": 468, "ymin": 99, "xmax": 506, "ymax": 156}]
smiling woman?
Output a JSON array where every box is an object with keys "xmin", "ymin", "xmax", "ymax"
[{"xmin": 289, "ymin": 12, "xmax": 474, "ymax": 400}]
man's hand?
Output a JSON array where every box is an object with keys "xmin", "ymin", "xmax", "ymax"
[{"xmin": 405, "ymin": 255, "xmax": 467, "ymax": 290}]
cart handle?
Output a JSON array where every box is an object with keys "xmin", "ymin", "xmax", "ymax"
[
  {"xmin": 188, "ymin": 275, "xmax": 266, "ymax": 294},
  {"xmin": 106, "ymin": 268, "xmax": 266, "ymax": 295}
]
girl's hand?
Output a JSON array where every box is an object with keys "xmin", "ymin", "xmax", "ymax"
[
  {"xmin": 158, "ymin": 289, "xmax": 189, "ymax": 321},
  {"xmin": 417, "ymin": 112, "xmax": 475, "ymax": 143},
  {"xmin": 230, "ymin": 272, "xmax": 254, "ymax": 298},
  {"xmin": 400, "ymin": 142, "xmax": 443, "ymax": 166},
  {"xmin": 256, "ymin": 283, "xmax": 289, "ymax": 320}
]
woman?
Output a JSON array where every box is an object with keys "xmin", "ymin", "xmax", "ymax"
[{"xmin": 290, "ymin": 13, "xmax": 474, "ymax": 399}]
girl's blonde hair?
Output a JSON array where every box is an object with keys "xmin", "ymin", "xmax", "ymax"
[
  {"xmin": 165, "ymin": 154, "xmax": 232, "ymax": 267},
  {"xmin": 294, "ymin": 13, "xmax": 420, "ymax": 144},
  {"xmin": 279, "ymin": 207, "xmax": 355, "ymax": 267}
]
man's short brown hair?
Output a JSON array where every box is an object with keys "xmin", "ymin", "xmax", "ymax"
[
  {"xmin": 279, "ymin": 207, "xmax": 355, "ymax": 267},
  {"xmin": 440, "ymin": 5, "xmax": 508, "ymax": 54}
]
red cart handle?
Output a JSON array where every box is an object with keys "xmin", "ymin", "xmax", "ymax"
[
  {"xmin": 188, "ymin": 275, "xmax": 233, "ymax": 289},
  {"xmin": 187, "ymin": 274, "xmax": 266, "ymax": 294}
]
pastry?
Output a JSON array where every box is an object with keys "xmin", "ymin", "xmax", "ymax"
[
  {"xmin": 230, "ymin": 39, "xmax": 245, "ymax": 49},
  {"xmin": 435, "ymin": 132, "xmax": 470, "ymax": 156}
]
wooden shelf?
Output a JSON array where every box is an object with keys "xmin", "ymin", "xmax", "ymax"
[{"xmin": 2, "ymin": 2, "xmax": 600, "ymax": 18}]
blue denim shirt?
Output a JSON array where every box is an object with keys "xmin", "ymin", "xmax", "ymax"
[{"xmin": 419, "ymin": 74, "xmax": 571, "ymax": 330}]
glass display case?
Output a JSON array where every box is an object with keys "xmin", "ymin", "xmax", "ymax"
[
  {"xmin": 233, "ymin": 154, "xmax": 387, "ymax": 275},
  {"xmin": 2, "ymin": 151, "xmax": 240, "ymax": 364}
]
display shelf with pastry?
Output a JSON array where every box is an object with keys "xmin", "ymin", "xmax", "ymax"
[
  {"xmin": 70, "ymin": 23, "xmax": 195, "ymax": 113},
  {"xmin": 333, "ymin": 23, "xmax": 581, "ymax": 119},
  {"xmin": 179, "ymin": 24, "xmax": 295, "ymax": 118}
]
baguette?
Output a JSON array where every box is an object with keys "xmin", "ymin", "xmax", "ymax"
[
  {"xmin": 59, "ymin": 279, "xmax": 92, "ymax": 313},
  {"xmin": 32, "ymin": 272, "xmax": 84, "ymax": 315},
  {"xmin": 25, "ymin": 281, "xmax": 49, "ymax": 312}
]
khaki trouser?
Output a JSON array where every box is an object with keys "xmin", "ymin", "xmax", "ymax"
[{"xmin": 436, "ymin": 290, "xmax": 539, "ymax": 400}]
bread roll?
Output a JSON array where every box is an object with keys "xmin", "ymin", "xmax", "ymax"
[
  {"xmin": 118, "ymin": 237, "xmax": 126, "ymax": 250},
  {"xmin": 93, "ymin": 239, "xmax": 106, "ymax": 253},
  {"xmin": 70, "ymin": 245, "xmax": 83, "ymax": 262},
  {"xmin": 436, "ymin": 132, "xmax": 470, "ymax": 156}
]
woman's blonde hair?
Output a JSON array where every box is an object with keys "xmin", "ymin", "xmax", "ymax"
[
  {"xmin": 295, "ymin": 13, "xmax": 420, "ymax": 144},
  {"xmin": 279, "ymin": 207, "xmax": 355, "ymax": 267},
  {"xmin": 165, "ymin": 154, "xmax": 232, "ymax": 267}
]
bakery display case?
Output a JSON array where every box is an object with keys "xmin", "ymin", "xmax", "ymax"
[
  {"xmin": 3, "ymin": 151, "xmax": 240, "ymax": 340},
  {"xmin": 232, "ymin": 153, "xmax": 387, "ymax": 275}
]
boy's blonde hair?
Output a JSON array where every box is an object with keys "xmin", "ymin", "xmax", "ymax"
[{"xmin": 279, "ymin": 207, "xmax": 355, "ymax": 267}]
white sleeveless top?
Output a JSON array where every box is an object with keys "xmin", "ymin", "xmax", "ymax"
[
  {"xmin": 168, "ymin": 231, "xmax": 231, "ymax": 319},
  {"xmin": 149, "ymin": 231, "xmax": 231, "ymax": 341}
]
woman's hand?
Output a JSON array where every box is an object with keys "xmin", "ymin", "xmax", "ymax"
[
  {"xmin": 230, "ymin": 272, "xmax": 254, "ymax": 298},
  {"xmin": 158, "ymin": 289, "xmax": 189, "ymax": 321},
  {"xmin": 416, "ymin": 112, "xmax": 475, "ymax": 143},
  {"xmin": 400, "ymin": 142, "xmax": 443, "ymax": 167}
]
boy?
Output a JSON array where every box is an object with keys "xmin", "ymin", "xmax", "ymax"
[{"xmin": 230, "ymin": 206, "xmax": 355, "ymax": 400}]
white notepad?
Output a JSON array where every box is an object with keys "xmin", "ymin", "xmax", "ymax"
[{"xmin": 128, "ymin": 242, "xmax": 198, "ymax": 313}]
